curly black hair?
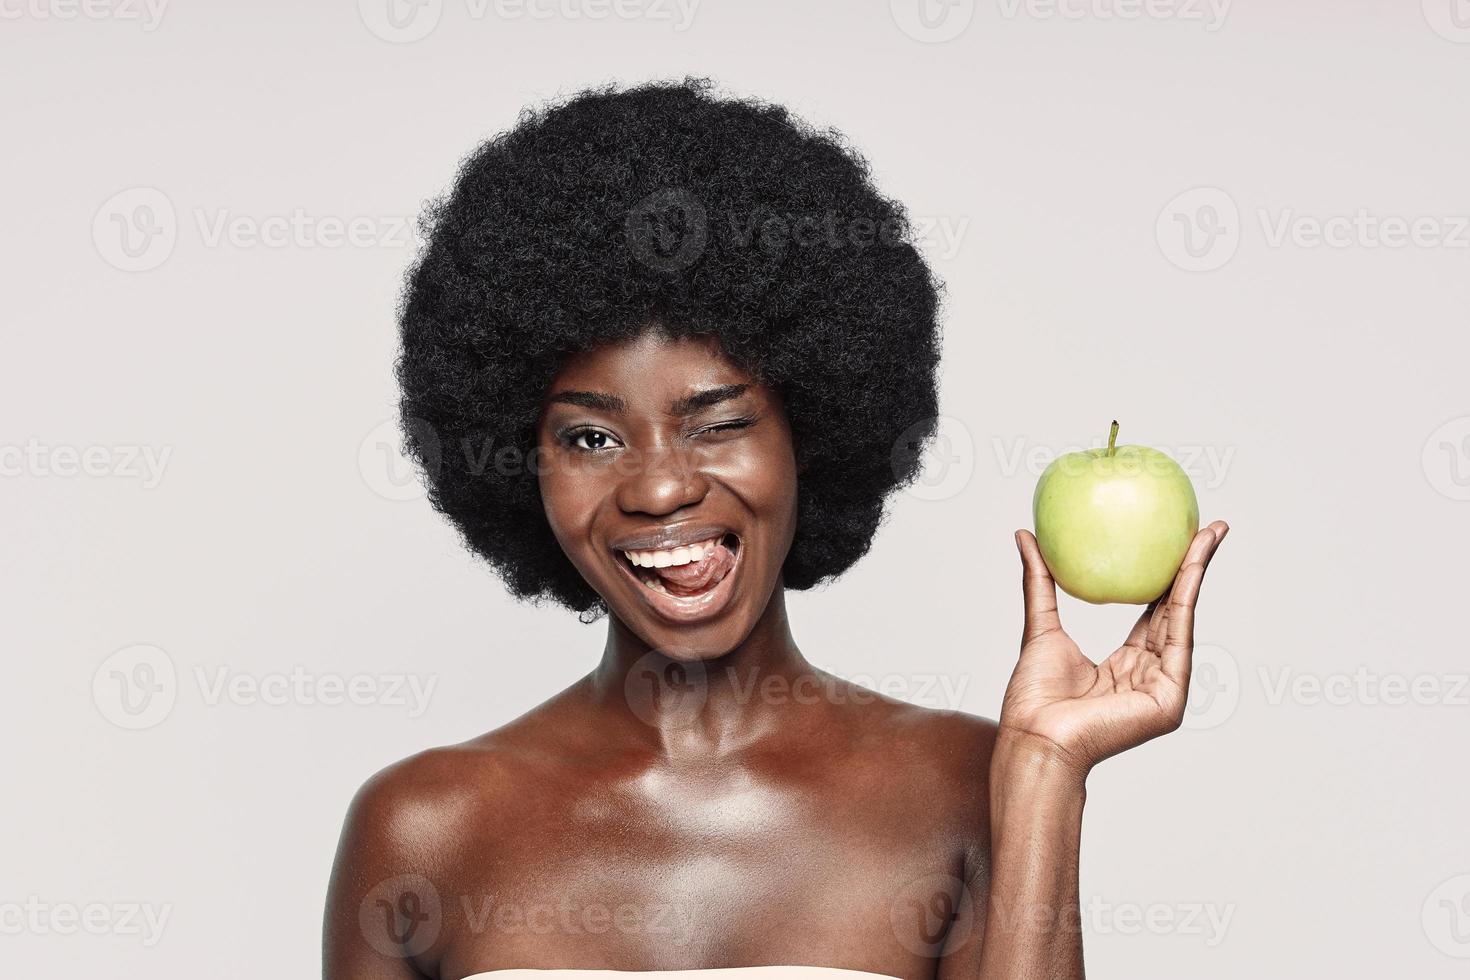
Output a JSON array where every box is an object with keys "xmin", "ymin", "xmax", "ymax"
[{"xmin": 395, "ymin": 77, "xmax": 943, "ymax": 621}]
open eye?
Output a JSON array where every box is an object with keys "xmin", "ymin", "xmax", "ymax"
[{"xmin": 561, "ymin": 426, "xmax": 622, "ymax": 453}]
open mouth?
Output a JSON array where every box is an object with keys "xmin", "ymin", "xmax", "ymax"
[{"xmin": 613, "ymin": 532, "xmax": 742, "ymax": 623}]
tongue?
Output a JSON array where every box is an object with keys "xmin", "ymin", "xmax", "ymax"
[{"xmin": 656, "ymin": 542, "xmax": 736, "ymax": 596}]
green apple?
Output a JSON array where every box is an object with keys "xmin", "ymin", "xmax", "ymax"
[{"xmin": 1032, "ymin": 422, "xmax": 1199, "ymax": 605}]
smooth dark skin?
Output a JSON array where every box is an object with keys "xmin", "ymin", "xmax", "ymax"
[{"xmin": 324, "ymin": 326, "xmax": 1228, "ymax": 980}]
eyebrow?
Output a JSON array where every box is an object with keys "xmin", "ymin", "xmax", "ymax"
[{"xmin": 546, "ymin": 383, "xmax": 749, "ymax": 416}]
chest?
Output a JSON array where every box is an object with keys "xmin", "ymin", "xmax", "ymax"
[{"xmin": 434, "ymin": 777, "xmax": 966, "ymax": 977}]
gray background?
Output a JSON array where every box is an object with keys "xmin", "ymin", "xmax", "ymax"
[{"xmin": 4, "ymin": 1, "xmax": 1469, "ymax": 976}]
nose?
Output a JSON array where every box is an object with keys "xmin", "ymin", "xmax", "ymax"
[{"xmin": 614, "ymin": 442, "xmax": 711, "ymax": 516}]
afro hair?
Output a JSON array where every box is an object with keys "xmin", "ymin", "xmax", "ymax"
[{"xmin": 395, "ymin": 77, "xmax": 943, "ymax": 621}]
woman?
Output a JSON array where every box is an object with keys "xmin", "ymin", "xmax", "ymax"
[{"xmin": 324, "ymin": 78, "xmax": 1228, "ymax": 980}]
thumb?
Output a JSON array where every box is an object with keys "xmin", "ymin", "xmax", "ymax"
[{"xmin": 1016, "ymin": 529, "xmax": 1061, "ymax": 643}]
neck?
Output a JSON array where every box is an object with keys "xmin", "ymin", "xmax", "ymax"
[{"xmin": 586, "ymin": 582, "xmax": 817, "ymax": 757}]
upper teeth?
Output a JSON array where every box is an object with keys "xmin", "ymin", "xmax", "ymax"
[{"xmin": 621, "ymin": 535, "xmax": 722, "ymax": 569}]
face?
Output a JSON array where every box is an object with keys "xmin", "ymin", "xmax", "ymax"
[{"xmin": 536, "ymin": 327, "xmax": 800, "ymax": 661}]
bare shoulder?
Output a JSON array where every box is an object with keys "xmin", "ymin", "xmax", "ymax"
[
  {"xmin": 814, "ymin": 673, "xmax": 999, "ymax": 859},
  {"xmin": 335, "ymin": 740, "xmax": 507, "ymax": 864},
  {"xmin": 330, "ymin": 703, "xmax": 566, "ymax": 875},
  {"xmin": 328, "ymin": 679, "xmax": 590, "ymax": 870},
  {"xmin": 877, "ymin": 693, "xmax": 999, "ymax": 878},
  {"xmin": 322, "ymin": 703, "xmax": 572, "ymax": 975},
  {"xmin": 818, "ymin": 671, "xmax": 999, "ymax": 771},
  {"xmin": 892, "ymin": 702, "xmax": 996, "ymax": 797}
]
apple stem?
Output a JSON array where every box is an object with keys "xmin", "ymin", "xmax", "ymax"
[{"xmin": 1107, "ymin": 420, "xmax": 1119, "ymax": 457}]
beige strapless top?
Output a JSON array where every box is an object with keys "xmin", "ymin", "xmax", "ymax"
[{"xmin": 461, "ymin": 968, "xmax": 904, "ymax": 980}]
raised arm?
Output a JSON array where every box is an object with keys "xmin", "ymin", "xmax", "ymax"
[{"xmin": 945, "ymin": 522, "xmax": 1228, "ymax": 979}]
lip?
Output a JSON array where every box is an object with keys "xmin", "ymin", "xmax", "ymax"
[
  {"xmin": 611, "ymin": 531, "xmax": 743, "ymax": 626},
  {"xmin": 609, "ymin": 523, "xmax": 732, "ymax": 553}
]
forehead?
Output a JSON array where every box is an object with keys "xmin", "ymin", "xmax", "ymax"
[{"xmin": 547, "ymin": 329, "xmax": 753, "ymax": 394}]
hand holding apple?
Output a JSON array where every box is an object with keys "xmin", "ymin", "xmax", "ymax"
[
  {"xmin": 994, "ymin": 422, "xmax": 1228, "ymax": 776},
  {"xmin": 997, "ymin": 519, "xmax": 1229, "ymax": 776},
  {"xmin": 999, "ymin": 499, "xmax": 1228, "ymax": 781}
]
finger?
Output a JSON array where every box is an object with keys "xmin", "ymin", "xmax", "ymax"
[
  {"xmin": 1144, "ymin": 522, "xmax": 1228, "ymax": 654},
  {"xmin": 1124, "ymin": 598, "xmax": 1160, "ymax": 650},
  {"xmin": 1160, "ymin": 524, "xmax": 1227, "ymax": 684},
  {"xmin": 1145, "ymin": 590, "xmax": 1171, "ymax": 654},
  {"xmin": 1123, "ymin": 630, "xmax": 1150, "ymax": 687},
  {"xmin": 1015, "ymin": 529, "xmax": 1062, "ymax": 643},
  {"xmin": 1145, "ymin": 540, "xmax": 1199, "ymax": 652},
  {"xmin": 1145, "ymin": 524, "xmax": 1223, "ymax": 655}
]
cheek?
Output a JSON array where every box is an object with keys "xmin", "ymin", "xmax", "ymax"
[
  {"xmin": 536, "ymin": 453, "xmax": 601, "ymax": 550},
  {"xmin": 712, "ymin": 430, "xmax": 800, "ymax": 525}
]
